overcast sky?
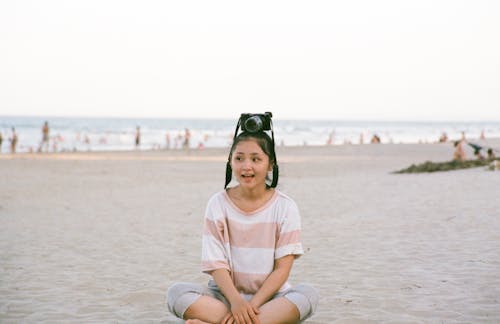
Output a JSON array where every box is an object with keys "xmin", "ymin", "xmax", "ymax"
[{"xmin": 1, "ymin": 0, "xmax": 499, "ymax": 121}]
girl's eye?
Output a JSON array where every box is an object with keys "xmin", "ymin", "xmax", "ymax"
[
  {"xmin": 252, "ymin": 158, "xmax": 260, "ymax": 162},
  {"xmin": 235, "ymin": 156, "xmax": 242, "ymax": 161}
]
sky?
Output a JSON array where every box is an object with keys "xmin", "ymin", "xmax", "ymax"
[{"xmin": 1, "ymin": 0, "xmax": 500, "ymax": 121}]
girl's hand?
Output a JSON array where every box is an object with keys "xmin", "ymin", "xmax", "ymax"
[{"xmin": 222, "ymin": 298, "xmax": 260, "ymax": 324}]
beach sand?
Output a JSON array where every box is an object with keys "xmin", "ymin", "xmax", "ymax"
[{"xmin": 1, "ymin": 140, "xmax": 500, "ymax": 323}]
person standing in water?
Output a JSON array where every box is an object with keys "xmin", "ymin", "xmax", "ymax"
[
  {"xmin": 135, "ymin": 126, "xmax": 141, "ymax": 149},
  {"xmin": 9, "ymin": 127, "xmax": 18, "ymax": 153},
  {"xmin": 39, "ymin": 121, "xmax": 50, "ymax": 152}
]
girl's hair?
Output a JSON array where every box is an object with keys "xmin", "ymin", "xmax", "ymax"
[{"xmin": 224, "ymin": 131, "xmax": 279, "ymax": 189}]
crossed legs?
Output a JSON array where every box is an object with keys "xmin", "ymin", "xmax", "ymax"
[
  {"xmin": 167, "ymin": 282, "xmax": 318, "ymax": 323},
  {"xmin": 183, "ymin": 295, "xmax": 300, "ymax": 323}
]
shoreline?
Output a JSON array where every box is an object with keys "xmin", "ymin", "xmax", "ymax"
[{"xmin": 1, "ymin": 138, "xmax": 499, "ymax": 161}]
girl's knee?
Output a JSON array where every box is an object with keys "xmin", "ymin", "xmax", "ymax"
[
  {"xmin": 167, "ymin": 282, "xmax": 186, "ymax": 306},
  {"xmin": 166, "ymin": 282, "xmax": 203, "ymax": 318},
  {"xmin": 287, "ymin": 284, "xmax": 319, "ymax": 320},
  {"xmin": 296, "ymin": 284, "xmax": 319, "ymax": 307}
]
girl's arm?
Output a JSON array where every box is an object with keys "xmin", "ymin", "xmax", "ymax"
[
  {"xmin": 211, "ymin": 269, "xmax": 260, "ymax": 323},
  {"xmin": 250, "ymin": 254, "xmax": 295, "ymax": 308}
]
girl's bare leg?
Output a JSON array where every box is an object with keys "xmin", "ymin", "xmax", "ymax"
[
  {"xmin": 185, "ymin": 320, "xmax": 212, "ymax": 324},
  {"xmin": 257, "ymin": 297, "xmax": 300, "ymax": 324},
  {"xmin": 184, "ymin": 296, "xmax": 229, "ymax": 323}
]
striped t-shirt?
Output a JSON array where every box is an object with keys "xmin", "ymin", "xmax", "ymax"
[{"xmin": 201, "ymin": 190, "xmax": 304, "ymax": 295}]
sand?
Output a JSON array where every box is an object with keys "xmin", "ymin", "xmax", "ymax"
[{"xmin": 1, "ymin": 140, "xmax": 500, "ymax": 323}]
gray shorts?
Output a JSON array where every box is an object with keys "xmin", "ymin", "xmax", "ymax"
[{"xmin": 167, "ymin": 281, "xmax": 319, "ymax": 321}]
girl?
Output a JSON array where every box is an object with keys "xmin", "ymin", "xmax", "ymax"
[{"xmin": 167, "ymin": 124, "xmax": 318, "ymax": 323}]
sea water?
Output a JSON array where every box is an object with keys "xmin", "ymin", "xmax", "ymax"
[{"xmin": 1, "ymin": 116, "xmax": 500, "ymax": 153}]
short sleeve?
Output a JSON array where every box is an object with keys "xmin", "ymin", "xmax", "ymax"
[
  {"xmin": 201, "ymin": 194, "xmax": 231, "ymax": 273},
  {"xmin": 275, "ymin": 200, "xmax": 304, "ymax": 259}
]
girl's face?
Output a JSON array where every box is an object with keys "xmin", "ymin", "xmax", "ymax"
[{"xmin": 230, "ymin": 139, "xmax": 272, "ymax": 190}]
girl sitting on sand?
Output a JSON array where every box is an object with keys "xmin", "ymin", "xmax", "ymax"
[{"xmin": 167, "ymin": 114, "xmax": 318, "ymax": 323}]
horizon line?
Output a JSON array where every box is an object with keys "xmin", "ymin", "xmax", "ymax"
[{"xmin": 1, "ymin": 113, "xmax": 500, "ymax": 124}]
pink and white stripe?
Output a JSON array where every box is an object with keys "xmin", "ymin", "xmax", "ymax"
[{"xmin": 201, "ymin": 190, "xmax": 304, "ymax": 294}]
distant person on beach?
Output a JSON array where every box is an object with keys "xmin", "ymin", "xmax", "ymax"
[
  {"xmin": 487, "ymin": 148, "xmax": 495, "ymax": 160},
  {"xmin": 165, "ymin": 132, "xmax": 171, "ymax": 149},
  {"xmin": 467, "ymin": 142, "xmax": 486, "ymax": 161},
  {"xmin": 135, "ymin": 126, "xmax": 141, "ymax": 148},
  {"xmin": 326, "ymin": 131, "xmax": 334, "ymax": 145},
  {"xmin": 370, "ymin": 134, "xmax": 381, "ymax": 144},
  {"xmin": 167, "ymin": 113, "xmax": 318, "ymax": 323},
  {"xmin": 52, "ymin": 134, "xmax": 64, "ymax": 152},
  {"xmin": 183, "ymin": 128, "xmax": 191, "ymax": 149},
  {"xmin": 474, "ymin": 148, "xmax": 485, "ymax": 161},
  {"xmin": 9, "ymin": 127, "xmax": 18, "ymax": 153},
  {"xmin": 453, "ymin": 140, "xmax": 466, "ymax": 161},
  {"xmin": 83, "ymin": 134, "xmax": 91, "ymax": 151},
  {"xmin": 0, "ymin": 132, "xmax": 3, "ymax": 152},
  {"xmin": 38, "ymin": 121, "xmax": 50, "ymax": 152},
  {"xmin": 438, "ymin": 132, "xmax": 448, "ymax": 143},
  {"xmin": 480, "ymin": 130, "xmax": 486, "ymax": 140}
]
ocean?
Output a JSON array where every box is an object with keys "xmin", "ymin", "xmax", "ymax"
[{"xmin": 1, "ymin": 115, "xmax": 500, "ymax": 153}]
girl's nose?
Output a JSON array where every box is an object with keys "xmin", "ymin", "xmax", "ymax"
[{"xmin": 242, "ymin": 160, "xmax": 252, "ymax": 169}]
